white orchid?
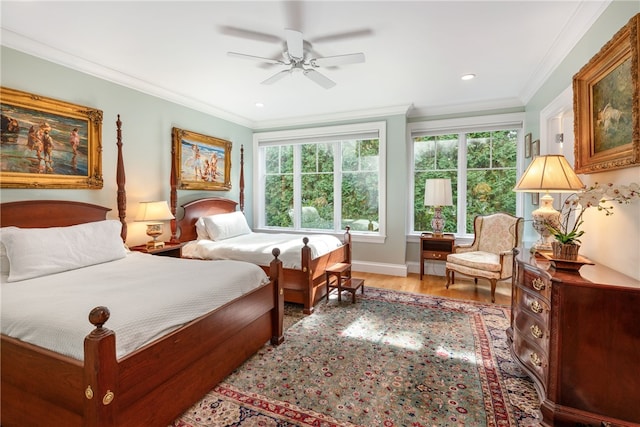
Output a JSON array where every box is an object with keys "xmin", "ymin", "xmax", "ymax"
[{"xmin": 547, "ymin": 182, "xmax": 640, "ymax": 245}]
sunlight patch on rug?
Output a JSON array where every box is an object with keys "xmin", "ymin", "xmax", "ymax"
[{"xmin": 173, "ymin": 288, "xmax": 541, "ymax": 427}]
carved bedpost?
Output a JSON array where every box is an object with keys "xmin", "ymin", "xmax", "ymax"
[
  {"xmin": 170, "ymin": 128, "xmax": 179, "ymax": 242},
  {"xmin": 115, "ymin": 115, "xmax": 127, "ymax": 242},
  {"xmin": 83, "ymin": 306, "xmax": 117, "ymax": 427},
  {"xmin": 344, "ymin": 226, "xmax": 352, "ymax": 264},
  {"xmin": 239, "ymin": 144, "xmax": 245, "ymax": 213},
  {"xmin": 269, "ymin": 248, "xmax": 284, "ymax": 345},
  {"xmin": 300, "ymin": 237, "xmax": 313, "ymax": 314}
]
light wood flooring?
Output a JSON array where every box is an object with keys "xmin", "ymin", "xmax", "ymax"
[{"xmin": 355, "ymin": 272, "xmax": 512, "ymax": 305}]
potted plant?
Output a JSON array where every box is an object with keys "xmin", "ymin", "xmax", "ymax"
[{"xmin": 546, "ymin": 182, "xmax": 640, "ymax": 260}]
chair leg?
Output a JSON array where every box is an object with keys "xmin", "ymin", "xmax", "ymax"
[
  {"xmin": 490, "ymin": 279, "xmax": 497, "ymax": 303},
  {"xmin": 445, "ymin": 268, "xmax": 452, "ymax": 289}
]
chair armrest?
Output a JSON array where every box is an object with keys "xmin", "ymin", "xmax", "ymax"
[{"xmin": 453, "ymin": 243, "xmax": 476, "ymax": 253}]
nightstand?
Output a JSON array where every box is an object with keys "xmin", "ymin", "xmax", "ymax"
[
  {"xmin": 129, "ymin": 242, "xmax": 185, "ymax": 258},
  {"xmin": 420, "ymin": 233, "xmax": 455, "ymax": 280}
]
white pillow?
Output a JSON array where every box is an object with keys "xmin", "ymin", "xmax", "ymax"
[
  {"xmin": 195, "ymin": 217, "xmax": 209, "ymax": 240},
  {"xmin": 0, "ymin": 228, "xmax": 13, "ymax": 275},
  {"xmin": 202, "ymin": 211, "xmax": 251, "ymax": 241},
  {"xmin": 2, "ymin": 220, "xmax": 127, "ymax": 282}
]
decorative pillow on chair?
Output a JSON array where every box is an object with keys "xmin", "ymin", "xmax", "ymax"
[
  {"xmin": 202, "ymin": 211, "xmax": 251, "ymax": 241},
  {"xmin": 2, "ymin": 220, "xmax": 127, "ymax": 282}
]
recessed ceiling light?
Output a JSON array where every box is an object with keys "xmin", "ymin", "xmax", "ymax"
[
  {"xmin": 255, "ymin": 102, "xmax": 264, "ymax": 108},
  {"xmin": 461, "ymin": 74, "xmax": 476, "ymax": 81}
]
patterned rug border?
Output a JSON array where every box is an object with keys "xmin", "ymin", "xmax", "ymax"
[{"xmin": 174, "ymin": 288, "xmax": 540, "ymax": 427}]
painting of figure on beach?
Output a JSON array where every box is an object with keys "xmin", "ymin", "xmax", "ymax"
[
  {"xmin": 172, "ymin": 127, "xmax": 231, "ymax": 191},
  {"xmin": 0, "ymin": 87, "xmax": 103, "ymax": 189}
]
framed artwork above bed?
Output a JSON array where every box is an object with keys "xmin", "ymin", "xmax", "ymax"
[
  {"xmin": 172, "ymin": 127, "xmax": 232, "ymax": 191},
  {"xmin": 0, "ymin": 87, "xmax": 103, "ymax": 189}
]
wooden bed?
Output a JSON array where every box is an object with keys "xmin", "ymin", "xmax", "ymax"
[
  {"xmin": 172, "ymin": 196, "xmax": 351, "ymax": 314},
  {"xmin": 0, "ymin": 117, "xmax": 285, "ymax": 427}
]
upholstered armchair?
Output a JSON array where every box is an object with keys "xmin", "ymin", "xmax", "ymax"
[{"xmin": 445, "ymin": 212, "xmax": 523, "ymax": 302}]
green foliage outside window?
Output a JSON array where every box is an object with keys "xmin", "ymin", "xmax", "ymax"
[
  {"xmin": 414, "ymin": 130, "xmax": 517, "ymax": 234},
  {"xmin": 262, "ymin": 138, "xmax": 380, "ymax": 232}
]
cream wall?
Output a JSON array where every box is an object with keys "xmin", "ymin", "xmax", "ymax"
[
  {"xmin": 524, "ymin": 1, "xmax": 640, "ymax": 280},
  {"xmin": 1, "ymin": 47, "xmax": 253, "ymax": 247}
]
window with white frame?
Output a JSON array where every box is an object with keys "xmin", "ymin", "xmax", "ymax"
[
  {"xmin": 254, "ymin": 121, "xmax": 386, "ymax": 241},
  {"xmin": 409, "ymin": 114, "xmax": 522, "ymax": 236}
]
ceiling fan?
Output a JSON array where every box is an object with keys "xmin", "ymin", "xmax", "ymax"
[{"xmin": 227, "ymin": 28, "xmax": 365, "ymax": 89}]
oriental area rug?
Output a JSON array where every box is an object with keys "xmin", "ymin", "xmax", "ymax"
[{"xmin": 172, "ymin": 288, "xmax": 541, "ymax": 427}]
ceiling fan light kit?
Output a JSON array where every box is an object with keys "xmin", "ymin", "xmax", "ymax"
[{"xmin": 227, "ymin": 28, "xmax": 365, "ymax": 89}]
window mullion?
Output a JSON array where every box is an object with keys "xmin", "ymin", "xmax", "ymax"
[
  {"xmin": 334, "ymin": 141, "xmax": 342, "ymax": 232},
  {"xmin": 457, "ymin": 133, "xmax": 468, "ymax": 235},
  {"xmin": 293, "ymin": 145, "xmax": 302, "ymax": 229}
]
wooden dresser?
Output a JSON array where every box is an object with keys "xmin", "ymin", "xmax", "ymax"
[{"xmin": 507, "ymin": 248, "xmax": 640, "ymax": 427}]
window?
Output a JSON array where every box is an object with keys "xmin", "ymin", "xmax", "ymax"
[
  {"xmin": 254, "ymin": 121, "xmax": 386, "ymax": 242},
  {"xmin": 409, "ymin": 114, "xmax": 523, "ymax": 236}
]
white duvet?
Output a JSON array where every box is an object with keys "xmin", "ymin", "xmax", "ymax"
[
  {"xmin": 0, "ymin": 252, "xmax": 270, "ymax": 361},
  {"xmin": 183, "ymin": 232, "xmax": 344, "ymax": 269}
]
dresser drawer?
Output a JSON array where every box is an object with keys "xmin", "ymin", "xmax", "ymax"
[
  {"xmin": 513, "ymin": 330, "xmax": 548, "ymax": 386},
  {"xmin": 424, "ymin": 251, "xmax": 448, "ymax": 260},
  {"xmin": 521, "ymin": 269, "xmax": 551, "ymax": 301},
  {"xmin": 519, "ymin": 288, "xmax": 549, "ymax": 324},
  {"xmin": 514, "ymin": 312, "xmax": 549, "ymax": 355}
]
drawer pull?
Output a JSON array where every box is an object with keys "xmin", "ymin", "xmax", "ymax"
[
  {"xmin": 530, "ymin": 324, "xmax": 543, "ymax": 339},
  {"xmin": 532, "ymin": 277, "xmax": 546, "ymax": 291},
  {"xmin": 530, "ymin": 300, "xmax": 543, "ymax": 314},
  {"xmin": 530, "ymin": 352, "xmax": 542, "ymax": 367}
]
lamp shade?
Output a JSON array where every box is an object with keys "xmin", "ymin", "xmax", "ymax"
[
  {"xmin": 424, "ymin": 178, "xmax": 453, "ymax": 207},
  {"xmin": 135, "ymin": 201, "xmax": 175, "ymax": 222},
  {"xmin": 514, "ymin": 155, "xmax": 584, "ymax": 193}
]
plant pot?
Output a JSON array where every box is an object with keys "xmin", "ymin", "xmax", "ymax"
[{"xmin": 551, "ymin": 241, "xmax": 580, "ymax": 260}]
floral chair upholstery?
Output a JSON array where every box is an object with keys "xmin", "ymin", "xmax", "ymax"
[{"xmin": 445, "ymin": 212, "xmax": 523, "ymax": 302}]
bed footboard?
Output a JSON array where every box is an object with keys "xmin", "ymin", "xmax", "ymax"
[{"xmin": 1, "ymin": 252, "xmax": 285, "ymax": 427}]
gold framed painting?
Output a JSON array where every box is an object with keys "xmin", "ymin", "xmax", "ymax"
[
  {"xmin": 172, "ymin": 127, "xmax": 232, "ymax": 191},
  {"xmin": 573, "ymin": 13, "xmax": 639, "ymax": 174},
  {"xmin": 1, "ymin": 87, "xmax": 103, "ymax": 188}
]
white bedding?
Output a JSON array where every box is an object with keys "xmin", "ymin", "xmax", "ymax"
[
  {"xmin": 183, "ymin": 232, "xmax": 344, "ymax": 269},
  {"xmin": 1, "ymin": 252, "xmax": 270, "ymax": 361}
]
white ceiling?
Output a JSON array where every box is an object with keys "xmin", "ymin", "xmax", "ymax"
[{"xmin": 1, "ymin": 1, "xmax": 610, "ymax": 129}]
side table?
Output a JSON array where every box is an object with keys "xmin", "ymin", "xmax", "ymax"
[
  {"xmin": 129, "ymin": 242, "xmax": 185, "ymax": 258},
  {"xmin": 420, "ymin": 233, "xmax": 455, "ymax": 280}
]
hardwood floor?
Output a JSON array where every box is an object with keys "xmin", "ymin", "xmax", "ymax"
[{"xmin": 354, "ymin": 272, "xmax": 512, "ymax": 305}]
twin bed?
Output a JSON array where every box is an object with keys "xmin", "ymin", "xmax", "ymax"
[
  {"xmin": 170, "ymin": 146, "xmax": 353, "ymax": 314},
  {"xmin": 0, "ymin": 117, "xmax": 285, "ymax": 427}
]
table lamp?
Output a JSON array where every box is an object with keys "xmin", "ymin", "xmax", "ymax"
[
  {"xmin": 513, "ymin": 154, "xmax": 584, "ymax": 250},
  {"xmin": 424, "ymin": 178, "xmax": 453, "ymax": 236},
  {"xmin": 135, "ymin": 201, "xmax": 175, "ymax": 249}
]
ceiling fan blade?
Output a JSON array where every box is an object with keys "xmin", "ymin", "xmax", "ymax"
[
  {"xmin": 304, "ymin": 69, "xmax": 336, "ymax": 89},
  {"xmin": 219, "ymin": 26, "xmax": 281, "ymax": 43},
  {"xmin": 310, "ymin": 29, "xmax": 373, "ymax": 44},
  {"xmin": 312, "ymin": 53, "xmax": 365, "ymax": 67},
  {"xmin": 227, "ymin": 52, "xmax": 284, "ymax": 65},
  {"xmin": 261, "ymin": 70, "xmax": 291, "ymax": 85},
  {"xmin": 285, "ymin": 28, "xmax": 304, "ymax": 59}
]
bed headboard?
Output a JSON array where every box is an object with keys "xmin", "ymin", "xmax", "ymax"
[
  {"xmin": 175, "ymin": 197, "xmax": 238, "ymax": 242},
  {"xmin": 0, "ymin": 200, "xmax": 111, "ymax": 228},
  {"xmin": 0, "ymin": 115, "xmax": 128, "ymax": 242}
]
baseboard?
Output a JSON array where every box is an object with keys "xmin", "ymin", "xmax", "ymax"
[
  {"xmin": 351, "ymin": 260, "xmax": 407, "ymax": 277},
  {"xmin": 350, "ymin": 260, "xmax": 448, "ymax": 278}
]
